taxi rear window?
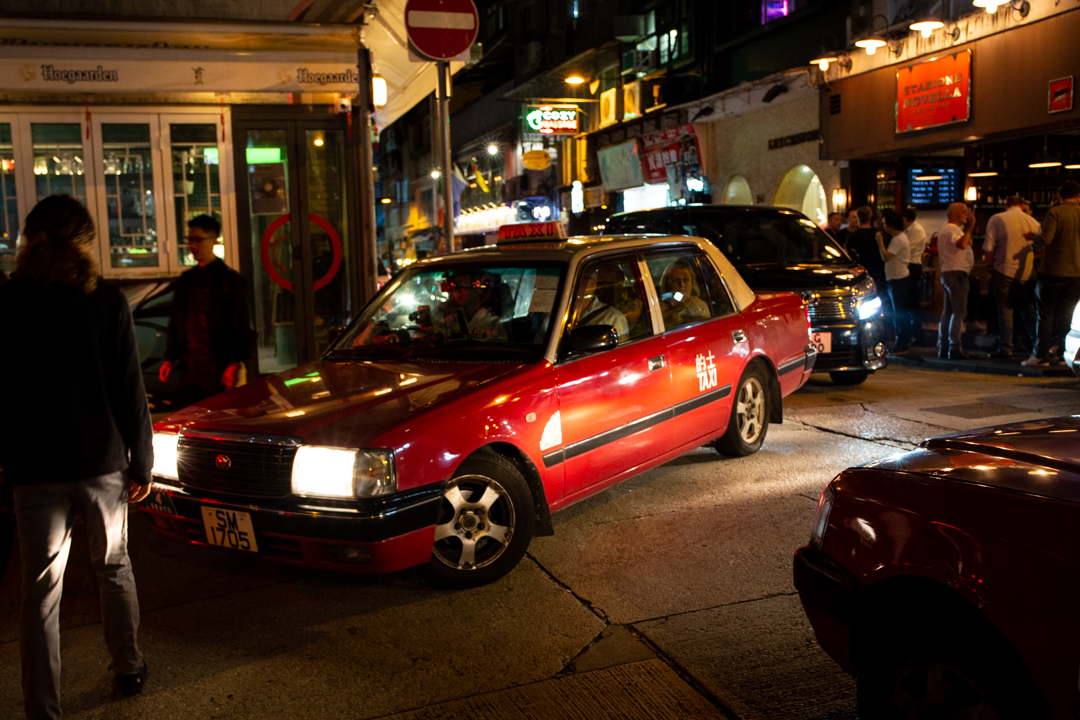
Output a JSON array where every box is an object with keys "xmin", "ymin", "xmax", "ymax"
[{"xmin": 329, "ymin": 263, "xmax": 565, "ymax": 362}]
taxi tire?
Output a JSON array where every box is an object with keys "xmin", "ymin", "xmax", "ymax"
[
  {"xmin": 713, "ymin": 365, "xmax": 770, "ymax": 457},
  {"xmin": 419, "ymin": 451, "xmax": 535, "ymax": 590}
]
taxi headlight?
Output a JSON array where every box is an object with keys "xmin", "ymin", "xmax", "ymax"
[
  {"xmin": 291, "ymin": 446, "xmax": 396, "ymax": 499},
  {"xmin": 857, "ymin": 296, "xmax": 882, "ymax": 319},
  {"xmin": 152, "ymin": 432, "xmax": 179, "ymax": 480}
]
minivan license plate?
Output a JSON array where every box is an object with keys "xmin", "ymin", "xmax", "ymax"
[
  {"xmin": 810, "ymin": 331, "xmax": 832, "ymax": 354},
  {"xmin": 200, "ymin": 507, "xmax": 258, "ymax": 552}
]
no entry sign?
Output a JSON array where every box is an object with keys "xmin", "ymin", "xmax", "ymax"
[{"xmin": 405, "ymin": 0, "xmax": 479, "ymax": 61}]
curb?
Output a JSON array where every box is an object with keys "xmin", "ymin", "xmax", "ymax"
[{"xmin": 887, "ymin": 351, "xmax": 1075, "ymax": 378}]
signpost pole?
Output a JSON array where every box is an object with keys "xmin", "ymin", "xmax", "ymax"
[{"xmin": 437, "ymin": 61, "xmax": 454, "ymax": 252}]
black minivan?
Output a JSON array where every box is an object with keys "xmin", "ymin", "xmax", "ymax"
[{"xmin": 605, "ymin": 205, "xmax": 887, "ymax": 385}]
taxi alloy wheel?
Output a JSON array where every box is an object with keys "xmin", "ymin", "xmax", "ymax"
[
  {"xmin": 713, "ymin": 365, "xmax": 770, "ymax": 457},
  {"xmin": 420, "ymin": 451, "xmax": 535, "ymax": 589}
]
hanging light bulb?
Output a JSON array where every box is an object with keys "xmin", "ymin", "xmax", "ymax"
[
  {"xmin": 972, "ymin": 0, "xmax": 1003, "ymax": 13},
  {"xmin": 855, "ymin": 37, "xmax": 887, "ymax": 55},
  {"xmin": 811, "ymin": 54, "xmax": 838, "ymax": 72},
  {"xmin": 1029, "ymin": 136, "xmax": 1062, "ymax": 169},
  {"xmin": 909, "ymin": 19, "xmax": 944, "ymax": 38}
]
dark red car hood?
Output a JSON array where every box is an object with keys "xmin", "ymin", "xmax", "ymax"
[
  {"xmin": 155, "ymin": 359, "xmax": 533, "ymax": 447},
  {"xmin": 863, "ymin": 416, "xmax": 1080, "ymax": 504}
]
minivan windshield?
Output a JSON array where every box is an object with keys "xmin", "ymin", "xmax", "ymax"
[
  {"xmin": 327, "ymin": 262, "xmax": 564, "ymax": 362},
  {"xmin": 607, "ymin": 210, "xmax": 850, "ymax": 266}
]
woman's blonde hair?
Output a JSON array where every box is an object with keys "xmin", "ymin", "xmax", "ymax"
[{"xmin": 15, "ymin": 194, "xmax": 98, "ymax": 294}]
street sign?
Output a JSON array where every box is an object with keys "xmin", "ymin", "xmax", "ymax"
[{"xmin": 405, "ymin": 0, "xmax": 479, "ymax": 61}]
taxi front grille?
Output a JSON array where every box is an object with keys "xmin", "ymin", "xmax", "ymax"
[
  {"xmin": 177, "ymin": 438, "xmax": 296, "ymax": 498},
  {"xmin": 807, "ymin": 294, "xmax": 856, "ymax": 323}
]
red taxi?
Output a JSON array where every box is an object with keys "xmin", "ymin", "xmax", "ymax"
[
  {"xmin": 145, "ymin": 224, "xmax": 815, "ymax": 588},
  {"xmin": 795, "ymin": 417, "xmax": 1080, "ymax": 718}
]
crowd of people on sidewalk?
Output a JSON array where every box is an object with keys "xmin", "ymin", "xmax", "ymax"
[{"xmin": 826, "ymin": 179, "xmax": 1080, "ymax": 366}]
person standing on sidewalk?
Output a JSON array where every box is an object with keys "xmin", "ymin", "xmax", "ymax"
[
  {"xmin": 937, "ymin": 202, "xmax": 976, "ymax": 360},
  {"xmin": 159, "ymin": 215, "xmax": 253, "ymax": 406},
  {"xmin": 1022, "ymin": 180, "xmax": 1080, "ymax": 367},
  {"xmin": 901, "ymin": 207, "xmax": 928, "ymax": 342},
  {"xmin": 0, "ymin": 195, "xmax": 152, "ymax": 720},
  {"xmin": 983, "ymin": 196, "xmax": 1040, "ymax": 358},
  {"xmin": 876, "ymin": 210, "xmax": 913, "ymax": 352},
  {"xmin": 844, "ymin": 206, "xmax": 888, "ymax": 298}
]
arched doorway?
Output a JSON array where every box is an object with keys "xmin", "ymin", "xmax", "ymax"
[
  {"xmin": 721, "ymin": 175, "xmax": 752, "ymax": 205},
  {"xmin": 772, "ymin": 165, "xmax": 828, "ymax": 225}
]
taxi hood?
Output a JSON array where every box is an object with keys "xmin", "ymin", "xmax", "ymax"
[
  {"xmin": 156, "ymin": 359, "xmax": 532, "ymax": 447},
  {"xmin": 862, "ymin": 416, "xmax": 1080, "ymax": 504}
]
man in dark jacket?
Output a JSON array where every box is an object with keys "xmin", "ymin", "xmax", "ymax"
[
  {"xmin": 843, "ymin": 205, "xmax": 888, "ymax": 294},
  {"xmin": 0, "ymin": 195, "xmax": 152, "ymax": 719},
  {"xmin": 159, "ymin": 215, "xmax": 254, "ymax": 405}
]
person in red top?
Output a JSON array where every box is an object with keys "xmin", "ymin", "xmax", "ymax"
[{"xmin": 159, "ymin": 216, "xmax": 254, "ymax": 406}]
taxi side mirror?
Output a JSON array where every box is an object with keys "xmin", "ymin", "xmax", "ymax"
[{"xmin": 569, "ymin": 325, "xmax": 619, "ymax": 354}]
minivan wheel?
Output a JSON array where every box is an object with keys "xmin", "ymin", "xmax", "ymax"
[
  {"xmin": 713, "ymin": 365, "xmax": 769, "ymax": 457},
  {"xmin": 830, "ymin": 369, "xmax": 868, "ymax": 385},
  {"xmin": 418, "ymin": 451, "xmax": 535, "ymax": 589}
]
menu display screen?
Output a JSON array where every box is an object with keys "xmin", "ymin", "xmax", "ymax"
[{"xmin": 905, "ymin": 166, "xmax": 959, "ymax": 207}]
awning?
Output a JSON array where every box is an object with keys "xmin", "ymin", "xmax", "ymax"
[{"xmin": 0, "ymin": 11, "xmax": 462, "ymax": 128}]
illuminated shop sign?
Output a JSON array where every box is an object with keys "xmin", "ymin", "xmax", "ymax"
[
  {"xmin": 524, "ymin": 105, "xmax": 579, "ymax": 135},
  {"xmin": 896, "ymin": 50, "xmax": 971, "ymax": 134}
]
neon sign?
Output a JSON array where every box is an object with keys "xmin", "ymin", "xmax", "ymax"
[{"xmin": 524, "ymin": 106, "xmax": 579, "ymax": 135}]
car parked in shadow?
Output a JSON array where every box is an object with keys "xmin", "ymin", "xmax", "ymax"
[
  {"xmin": 605, "ymin": 205, "xmax": 887, "ymax": 384},
  {"xmin": 794, "ymin": 417, "xmax": 1080, "ymax": 718}
]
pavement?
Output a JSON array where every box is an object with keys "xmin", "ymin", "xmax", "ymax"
[{"xmin": 885, "ymin": 344, "xmax": 1076, "ymax": 378}]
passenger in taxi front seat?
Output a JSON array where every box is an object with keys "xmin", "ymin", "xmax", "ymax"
[{"xmin": 659, "ymin": 259, "xmax": 710, "ymax": 327}]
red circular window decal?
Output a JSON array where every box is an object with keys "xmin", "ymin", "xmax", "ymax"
[{"xmin": 259, "ymin": 213, "xmax": 343, "ymax": 291}]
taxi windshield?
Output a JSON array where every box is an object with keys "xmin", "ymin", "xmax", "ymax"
[{"xmin": 328, "ymin": 263, "xmax": 564, "ymax": 362}]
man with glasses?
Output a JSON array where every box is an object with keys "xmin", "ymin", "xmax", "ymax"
[{"xmin": 159, "ymin": 215, "xmax": 253, "ymax": 406}]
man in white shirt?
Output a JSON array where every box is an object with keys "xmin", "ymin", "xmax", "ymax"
[
  {"xmin": 876, "ymin": 210, "xmax": 913, "ymax": 351},
  {"xmin": 901, "ymin": 208, "xmax": 928, "ymax": 345},
  {"xmin": 983, "ymin": 195, "xmax": 1040, "ymax": 358},
  {"xmin": 937, "ymin": 202, "xmax": 976, "ymax": 359}
]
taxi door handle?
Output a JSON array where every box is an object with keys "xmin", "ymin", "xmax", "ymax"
[
  {"xmin": 732, "ymin": 330, "xmax": 747, "ymax": 343},
  {"xmin": 648, "ymin": 355, "xmax": 666, "ymax": 371}
]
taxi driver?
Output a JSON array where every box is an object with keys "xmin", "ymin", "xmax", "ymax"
[{"xmin": 573, "ymin": 265, "xmax": 630, "ymax": 340}]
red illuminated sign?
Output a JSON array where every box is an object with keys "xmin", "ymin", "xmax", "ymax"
[
  {"xmin": 1049, "ymin": 77, "xmax": 1073, "ymax": 114},
  {"xmin": 496, "ymin": 221, "xmax": 568, "ymax": 242},
  {"xmin": 895, "ymin": 50, "xmax": 971, "ymax": 134},
  {"xmin": 640, "ymin": 124, "xmax": 702, "ymax": 185}
]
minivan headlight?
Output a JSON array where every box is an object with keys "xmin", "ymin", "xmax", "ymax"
[
  {"xmin": 857, "ymin": 296, "xmax": 882, "ymax": 319},
  {"xmin": 152, "ymin": 432, "xmax": 179, "ymax": 480},
  {"xmin": 291, "ymin": 446, "xmax": 396, "ymax": 499}
]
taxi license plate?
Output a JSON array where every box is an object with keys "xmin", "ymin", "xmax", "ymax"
[
  {"xmin": 810, "ymin": 331, "xmax": 832, "ymax": 354},
  {"xmin": 200, "ymin": 507, "xmax": 258, "ymax": 553}
]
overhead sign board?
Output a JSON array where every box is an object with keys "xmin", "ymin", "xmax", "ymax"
[
  {"xmin": 405, "ymin": 0, "xmax": 479, "ymax": 61},
  {"xmin": 524, "ymin": 105, "xmax": 579, "ymax": 135},
  {"xmin": 895, "ymin": 50, "xmax": 971, "ymax": 134},
  {"xmin": 522, "ymin": 149, "xmax": 553, "ymax": 171},
  {"xmin": 597, "ymin": 139, "xmax": 643, "ymax": 191},
  {"xmin": 1049, "ymin": 76, "xmax": 1074, "ymax": 114}
]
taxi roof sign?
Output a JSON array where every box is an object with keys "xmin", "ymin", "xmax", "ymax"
[{"xmin": 496, "ymin": 221, "xmax": 568, "ymax": 243}]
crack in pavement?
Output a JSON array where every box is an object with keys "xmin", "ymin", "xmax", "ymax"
[{"xmin": 790, "ymin": 417, "xmax": 925, "ymax": 448}]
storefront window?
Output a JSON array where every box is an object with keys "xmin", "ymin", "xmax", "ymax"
[
  {"xmin": 773, "ymin": 165, "xmax": 828, "ymax": 226},
  {"xmin": 171, "ymin": 124, "xmax": 222, "ymax": 267},
  {"xmin": 31, "ymin": 123, "xmax": 86, "ymax": 206},
  {"xmin": 721, "ymin": 176, "xmax": 753, "ymax": 205},
  {"xmin": 1, "ymin": 123, "xmax": 16, "ymax": 272},
  {"xmin": 101, "ymin": 123, "xmax": 158, "ymax": 268}
]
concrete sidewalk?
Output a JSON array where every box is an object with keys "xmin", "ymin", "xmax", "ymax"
[{"xmin": 886, "ymin": 345, "xmax": 1076, "ymax": 378}]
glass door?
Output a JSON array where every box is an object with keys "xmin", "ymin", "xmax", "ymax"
[
  {"xmin": 0, "ymin": 120, "xmax": 19, "ymax": 273},
  {"xmin": 237, "ymin": 120, "xmax": 354, "ymax": 375}
]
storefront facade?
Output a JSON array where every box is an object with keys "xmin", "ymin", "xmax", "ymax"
[{"xmin": 1, "ymin": 15, "xmax": 455, "ymax": 374}]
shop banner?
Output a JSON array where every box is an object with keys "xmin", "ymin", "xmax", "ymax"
[
  {"xmin": 1049, "ymin": 77, "xmax": 1073, "ymax": 114},
  {"xmin": 597, "ymin": 139, "xmax": 644, "ymax": 191},
  {"xmin": 896, "ymin": 50, "xmax": 971, "ymax": 134},
  {"xmin": 640, "ymin": 123, "xmax": 702, "ymax": 185},
  {"xmin": 0, "ymin": 47, "xmax": 362, "ymax": 93}
]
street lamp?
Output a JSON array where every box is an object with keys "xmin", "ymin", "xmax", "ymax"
[{"xmin": 487, "ymin": 144, "xmax": 498, "ymax": 155}]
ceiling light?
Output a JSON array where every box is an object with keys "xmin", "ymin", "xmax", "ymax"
[
  {"xmin": 909, "ymin": 19, "xmax": 944, "ymax": 37},
  {"xmin": 811, "ymin": 55, "xmax": 838, "ymax": 72},
  {"xmin": 855, "ymin": 37, "xmax": 887, "ymax": 55},
  {"xmin": 565, "ymin": 76, "xmax": 585, "ymax": 85},
  {"xmin": 972, "ymin": 0, "xmax": 1003, "ymax": 12},
  {"xmin": 1065, "ymin": 164, "xmax": 1080, "ymax": 169},
  {"xmin": 968, "ymin": 171, "xmax": 998, "ymax": 177},
  {"xmin": 1029, "ymin": 135, "xmax": 1061, "ymax": 168}
]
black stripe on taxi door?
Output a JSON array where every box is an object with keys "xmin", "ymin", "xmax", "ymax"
[
  {"xmin": 542, "ymin": 383, "xmax": 733, "ymax": 468},
  {"xmin": 778, "ymin": 357, "xmax": 805, "ymax": 376}
]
